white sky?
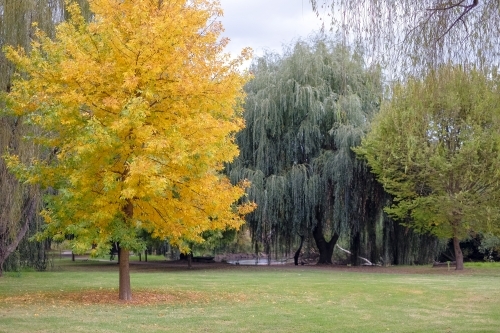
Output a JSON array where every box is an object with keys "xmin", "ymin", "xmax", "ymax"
[{"xmin": 218, "ymin": 0, "xmax": 323, "ymax": 66}]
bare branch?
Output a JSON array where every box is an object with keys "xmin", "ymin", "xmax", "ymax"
[
  {"xmin": 336, "ymin": 244, "xmax": 375, "ymax": 266},
  {"xmin": 434, "ymin": 0, "xmax": 479, "ymax": 41},
  {"xmin": 427, "ymin": 0, "xmax": 469, "ymax": 11}
]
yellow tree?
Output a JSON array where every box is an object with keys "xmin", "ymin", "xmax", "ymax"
[{"xmin": 3, "ymin": 0, "xmax": 253, "ymax": 300}]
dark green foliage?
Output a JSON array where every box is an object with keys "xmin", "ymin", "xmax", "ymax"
[{"xmin": 229, "ymin": 36, "xmax": 440, "ymax": 264}]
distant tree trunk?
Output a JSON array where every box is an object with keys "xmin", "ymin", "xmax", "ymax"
[
  {"xmin": 294, "ymin": 234, "xmax": 305, "ymax": 265},
  {"xmin": 313, "ymin": 222, "xmax": 339, "ymax": 264},
  {"xmin": 145, "ymin": 249, "xmax": 148, "ymax": 262},
  {"xmin": 453, "ymin": 236, "xmax": 464, "ymax": 270},
  {"xmin": 117, "ymin": 243, "xmax": 121, "ymax": 264},
  {"xmin": 264, "ymin": 235, "xmax": 271, "ymax": 265},
  {"xmin": 119, "ymin": 247, "xmax": 132, "ymax": 301},
  {"xmin": 350, "ymin": 232, "xmax": 361, "ymax": 266}
]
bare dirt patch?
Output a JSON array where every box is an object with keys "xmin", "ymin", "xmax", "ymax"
[{"xmin": 57, "ymin": 258, "xmax": 477, "ymax": 276}]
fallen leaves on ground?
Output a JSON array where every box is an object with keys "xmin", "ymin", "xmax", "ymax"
[{"xmin": 0, "ymin": 289, "xmax": 248, "ymax": 306}]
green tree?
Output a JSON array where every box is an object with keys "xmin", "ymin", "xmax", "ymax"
[
  {"xmin": 4, "ymin": 0, "xmax": 252, "ymax": 300},
  {"xmin": 229, "ymin": 37, "xmax": 435, "ymax": 265},
  {"xmin": 355, "ymin": 65, "xmax": 500, "ymax": 270}
]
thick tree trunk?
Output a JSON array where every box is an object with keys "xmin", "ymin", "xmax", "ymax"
[
  {"xmin": 453, "ymin": 236, "xmax": 464, "ymax": 270},
  {"xmin": 313, "ymin": 223, "xmax": 339, "ymax": 264},
  {"xmin": 118, "ymin": 247, "xmax": 132, "ymax": 301},
  {"xmin": 118, "ymin": 198, "xmax": 133, "ymax": 300},
  {"xmin": 294, "ymin": 235, "xmax": 305, "ymax": 265}
]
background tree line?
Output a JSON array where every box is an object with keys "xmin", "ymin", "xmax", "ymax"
[
  {"xmin": 228, "ymin": 37, "xmax": 443, "ymax": 266},
  {"xmin": 1, "ymin": 0, "xmax": 499, "ymax": 279},
  {"xmin": 308, "ymin": 0, "xmax": 500, "ymax": 269}
]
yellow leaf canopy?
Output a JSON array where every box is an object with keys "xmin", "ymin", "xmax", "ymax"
[{"xmin": 5, "ymin": 0, "xmax": 254, "ymax": 253}]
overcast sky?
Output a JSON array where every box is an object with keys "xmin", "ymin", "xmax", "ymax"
[{"xmin": 218, "ymin": 0, "xmax": 323, "ymax": 65}]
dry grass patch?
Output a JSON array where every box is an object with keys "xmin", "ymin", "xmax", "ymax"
[{"xmin": 0, "ymin": 289, "xmax": 248, "ymax": 306}]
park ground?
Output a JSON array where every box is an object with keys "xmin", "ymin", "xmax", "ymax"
[{"xmin": 1, "ymin": 258, "xmax": 499, "ymax": 332}]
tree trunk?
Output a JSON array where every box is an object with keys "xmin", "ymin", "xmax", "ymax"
[
  {"xmin": 350, "ymin": 231, "xmax": 361, "ymax": 266},
  {"xmin": 0, "ymin": 218, "xmax": 30, "ymax": 276},
  {"xmin": 453, "ymin": 236, "xmax": 464, "ymax": 270},
  {"xmin": 118, "ymin": 247, "xmax": 132, "ymax": 301},
  {"xmin": 313, "ymin": 222, "xmax": 339, "ymax": 264},
  {"xmin": 294, "ymin": 235, "xmax": 305, "ymax": 266},
  {"xmin": 117, "ymin": 243, "xmax": 121, "ymax": 264},
  {"xmin": 0, "ymin": 257, "xmax": 3, "ymax": 276},
  {"xmin": 118, "ymin": 198, "xmax": 133, "ymax": 300},
  {"xmin": 0, "ymin": 195, "xmax": 36, "ymax": 277}
]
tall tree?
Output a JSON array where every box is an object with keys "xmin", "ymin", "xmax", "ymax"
[
  {"xmin": 228, "ymin": 37, "xmax": 387, "ymax": 264},
  {"xmin": 355, "ymin": 65, "xmax": 500, "ymax": 270},
  {"xmin": 4, "ymin": 0, "xmax": 253, "ymax": 300},
  {"xmin": 310, "ymin": 1, "xmax": 500, "ymax": 74},
  {"xmin": 0, "ymin": 0, "xmax": 90, "ymax": 276}
]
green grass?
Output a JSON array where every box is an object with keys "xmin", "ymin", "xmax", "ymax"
[
  {"xmin": 1, "ymin": 260, "xmax": 499, "ymax": 333},
  {"xmin": 464, "ymin": 261, "xmax": 500, "ymax": 268}
]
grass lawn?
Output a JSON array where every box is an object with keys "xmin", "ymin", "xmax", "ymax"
[{"xmin": 1, "ymin": 259, "xmax": 499, "ymax": 333}]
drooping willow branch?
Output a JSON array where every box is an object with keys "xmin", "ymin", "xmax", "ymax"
[{"xmin": 427, "ymin": 0, "xmax": 479, "ymax": 40}]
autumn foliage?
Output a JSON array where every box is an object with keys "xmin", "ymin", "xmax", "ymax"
[{"xmin": 4, "ymin": 0, "xmax": 253, "ymax": 266}]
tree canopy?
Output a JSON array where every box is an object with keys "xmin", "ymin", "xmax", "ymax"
[
  {"xmin": 355, "ymin": 65, "xmax": 500, "ymax": 269},
  {"xmin": 3, "ymin": 0, "xmax": 253, "ymax": 299},
  {"xmin": 229, "ymin": 37, "xmax": 439, "ymax": 265}
]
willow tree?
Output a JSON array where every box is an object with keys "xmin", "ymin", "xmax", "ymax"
[
  {"xmin": 4, "ymin": 0, "xmax": 253, "ymax": 300},
  {"xmin": 356, "ymin": 65, "xmax": 500, "ymax": 270},
  {"xmin": 310, "ymin": 1, "xmax": 500, "ymax": 74},
  {"xmin": 0, "ymin": 0, "xmax": 90, "ymax": 275},
  {"xmin": 228, "ymin": 37, "xmax": 388, "ymax": 264}
]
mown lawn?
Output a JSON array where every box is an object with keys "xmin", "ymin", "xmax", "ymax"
[{"xmin": 1, "ymin": 259, "xmax": 499, "ymax": 333}]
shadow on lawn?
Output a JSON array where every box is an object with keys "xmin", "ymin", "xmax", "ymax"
[{"xmin": 53, "ymin": 257, "xmax": 496, "ymax": 276}]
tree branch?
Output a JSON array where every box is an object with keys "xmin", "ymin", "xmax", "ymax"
[
  {"xmin": 336, "ymin": 244, "xmax": 374, "ymax": 265},
  {"xmin": 431, "ymin": 0, "xmax": 479, "ymax": 41},
  {"xmin": 427, "ymin": 0, "xmax": 469, "ymax": 11}
]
